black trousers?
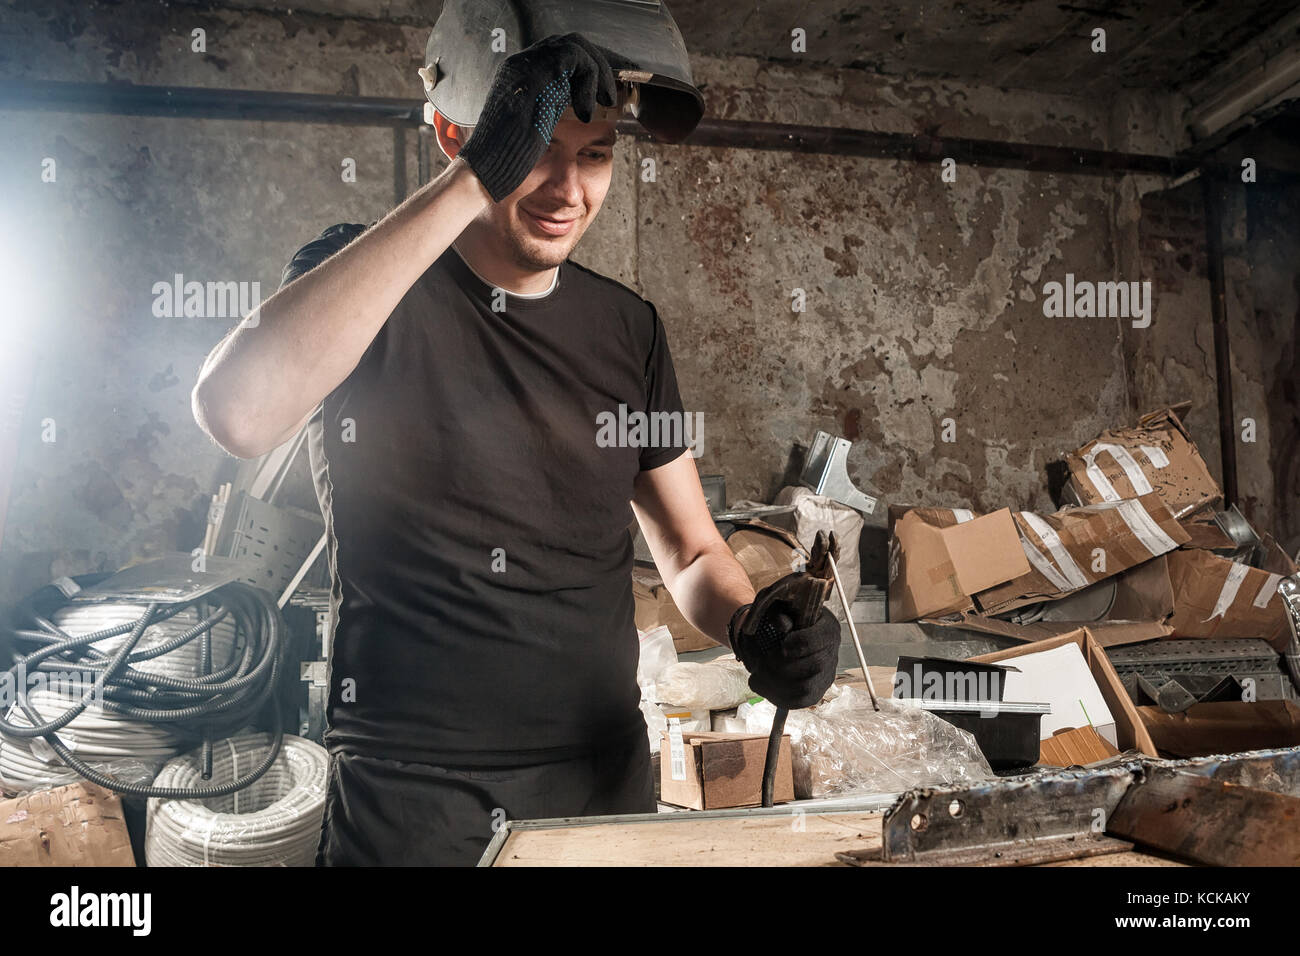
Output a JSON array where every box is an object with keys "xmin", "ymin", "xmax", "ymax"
[{"xmin": 315, "ymin": 731, "xmax": 655, "ymax": 866}]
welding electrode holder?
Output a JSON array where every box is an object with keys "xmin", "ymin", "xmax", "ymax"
[{"xmin": 729, "ymin": 531, "xmax": 840, "ymax": 807}]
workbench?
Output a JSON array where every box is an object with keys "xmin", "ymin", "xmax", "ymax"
[
  {"xmin": 481, "ymin": 801, "xmax": 1185, "ymax": 867},
  {"xmin": 481, "ymin": 747, "xmax": 1300, "ymax": 867}
]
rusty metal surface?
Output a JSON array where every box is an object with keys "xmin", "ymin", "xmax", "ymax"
[
  {"xmin": 880, "ymin": 747, "xmax": 1300, "ymax": 866},
  {"xmin": 881, "ymin": 765, "xmax": 1137, "ymax": 865},
  {"xmin": 1109, "ymin": 766, "xmax": 1300, "ymax": 866}
]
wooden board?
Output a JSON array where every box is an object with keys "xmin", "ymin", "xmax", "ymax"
[{"xmin": 492, "ymin": 809, "xmax": 1188, "ymax": 867}]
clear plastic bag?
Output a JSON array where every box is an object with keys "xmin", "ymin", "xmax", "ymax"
[
  {"xmin": 637, "ymin": 625, "xmax": 678, "ymax": 690},
  {"xmin": 0, "ymin": 752, "xmax": 161, "ymax": 797},
  {"xmin": 653, "ymin": 657, "xmax": 752, "ymax": 710},
  {"xmin": 741, "ymin": 686, "xmax": 993, "ymax": 799}
]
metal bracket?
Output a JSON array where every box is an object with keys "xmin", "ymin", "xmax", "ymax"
[
  {"xmin": 799, "ymin": 431, "xmax": 878, "ymax": 515},
  {"xmin": 861, "ymin": 748, "xmax": 1300, "ymax": 867},
  {"xmin": 868, "ymin": 767, "xmax": 1136, "ymax": 866}
]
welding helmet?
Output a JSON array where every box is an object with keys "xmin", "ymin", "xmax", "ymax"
[{"xmin": 420, "ymin": 0, "xmax": 705, "ymax": 144}]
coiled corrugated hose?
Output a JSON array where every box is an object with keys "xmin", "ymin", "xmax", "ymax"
[
  {"xmin": 146, "ymin": 731, "xmax": 328, "ymax": 867},
  {"xmin": 1, "ymin": 577, "xmax": 289, "ymax": 798}
]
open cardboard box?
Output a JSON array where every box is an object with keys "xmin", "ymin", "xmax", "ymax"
[
  {"xmin": 888, "ymin": 496, "xmax": 1187, "ymax": 623},
  {"xmin": 1166, "ymin": 547, "xmax": 1292, "ymax": 650},
  {"xmin": 924, "ymin": 552, "xmax": 1178, "ymax": 647},
  {"xmin": 887, "ymin": 506, "xmax": 1029, "ymax": 620},
  {"xmin": 971, "ymin": 626, "xmax": 1158, "ymax": 757},
  {"xmin": 1138, "ymin": 701, "xmax": 1300, "ymax": 758},
  {"xmin": 973, "ymin": 494, "xmax": 1188, "ymax": 616}
]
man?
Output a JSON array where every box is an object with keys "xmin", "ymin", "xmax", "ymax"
[{"xmin": 192, "ymin": 22, "xmax": 839, "ymax": 865}]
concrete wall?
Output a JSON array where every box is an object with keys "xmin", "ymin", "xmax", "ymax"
[
  {"xmin": 0, "ymin": 2, "xmax": 1290, "ymax": 605},
  {"xmin": 1126, "ymin": 128, "xmax": 1300, "ymax": 554}
]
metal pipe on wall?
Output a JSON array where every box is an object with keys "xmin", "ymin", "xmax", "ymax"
[
  {"xmin": 1, "ymin": 79, "xmax": 1187, "ymax": 177},
  {"xmin": 1201, "ymin": 170, "xmax": 1240, "ymax": 507}
]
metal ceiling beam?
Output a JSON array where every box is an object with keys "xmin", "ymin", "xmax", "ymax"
[{"xmin": 1, "ymin": 78, "xmax": 1188, "ymax": 177}]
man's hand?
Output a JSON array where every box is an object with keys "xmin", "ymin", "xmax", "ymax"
[
  {"xmin": 460, "ymin": 33, "xmax": 633, "ymax": 201},
  {"xmin": 729, "ymin": 600, "xmax": 840, "ymax": 710}
]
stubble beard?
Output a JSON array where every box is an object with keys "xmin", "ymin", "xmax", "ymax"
[{"xmin": 503, "ymin": 216, "xmax": 586, "ymax": 272}]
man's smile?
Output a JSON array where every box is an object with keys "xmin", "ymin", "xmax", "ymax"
[{"xmin": 522, "ymin": 207, "xmax": 580, "ymax": 237}]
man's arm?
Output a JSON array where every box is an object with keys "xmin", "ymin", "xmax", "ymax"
[
  {"xmin": 192, "ymin": 158, "xmax": 491, "ymax": 459},
  {"xmin": 631, "ymin": 451, "xmax": 755, "ymax": 649}
]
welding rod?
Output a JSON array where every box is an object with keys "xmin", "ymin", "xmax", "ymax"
[{"xmin": 826, "ymin": 553, "xmax": 879, "ymax": 710}]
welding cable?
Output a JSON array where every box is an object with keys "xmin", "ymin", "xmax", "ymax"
[
  {"xmin": 145, "ymin": 731, "xmax": 328, "ymax": 867},
  {"xmin": 0, "ymin": 579, "xmax": 290, "ymax": 798}
]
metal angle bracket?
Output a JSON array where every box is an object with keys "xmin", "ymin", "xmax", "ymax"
[
  {"xmin": 862, "ymin": 748, "xmax": 1300, "ymax": 867},
  {"xmin": 869, "ymin": 767, "xmax": 1137, "ymax": 866},
  {"xmin": 800, "ymin": 431, "xmax": 878, "ymax": 516}
]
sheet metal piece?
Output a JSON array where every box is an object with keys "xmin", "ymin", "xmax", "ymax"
[
  {"xmin": 880, "ymin": 766, "xmax": 1137, "ymax": 865},
  {"xmin": 1108, "ymin": 765, "xmax": 1300, "ymax": 866},
  {"xmin": 881, "ymin": 748, "xmax": 1300, "ymax": 866},
  {"xmin": 799, "ymin": 432, "xmax": 878, "ymax": 515},
  {"xmin": 75, "ymin": 553, "xmax": 254, "ymax": 604},
  {"xmin": 1109, "ymin": 638, "xmax": 1295, "ymax": 708}
]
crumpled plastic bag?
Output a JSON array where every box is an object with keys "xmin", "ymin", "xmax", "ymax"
[
  {"xmin": 637, "ymin": 625, "xmax": 678, "ymax": 691},
  {"xmin": 653, "ymin": 657, "xmax": 752, "ymax": 710},
  {"xmin": 741, "ymin": 685, "xmax": 993, "ymax": 798}
]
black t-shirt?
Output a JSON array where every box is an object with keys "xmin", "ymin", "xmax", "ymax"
[{"xmin": 279, "ymin": 223, "xmax": 689, "ymax": 766}]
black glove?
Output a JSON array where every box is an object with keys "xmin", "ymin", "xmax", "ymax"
[
  {"xmin": 729, "ymin": 601, "xmax": 841, "ymax": 710},
  {"xmin": 458, "ymin": 33, "xmax": 632, "ymax": 202}
]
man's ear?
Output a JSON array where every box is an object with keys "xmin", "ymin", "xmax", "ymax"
[{"xmin": 431, "ymin": 110, "xmax": 469, "ymax": 161}]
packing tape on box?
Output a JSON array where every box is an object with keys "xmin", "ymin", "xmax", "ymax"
[
  {"xmin": 1255, "ymin": 573, "xmax": 1283, "ymax": 609},
  {"xmin": 1206, "ymin": 562, "xmax": 1250, "ymax": 621},
  {"xmin": 1139, "ymin": 444, "xmax": 1170, "ymax": 468},
  {"xmin": 1112, "ymin": 497, "xmax": 1179, "ymax": 556},
  {"xmin": 1019, "ymin": 512, "xmax": 1090, "ymax": 591},
  {"xmin": 1016, "ymin": 528, "xmax": 1074, "ymax": 593},
  {"xmin": 1083, "ymin": 442, "xmax": 1154, "ymax": 500},
  {"xmin": 952, "ymin": 509, "xmax": 975, "ymax": 522}
]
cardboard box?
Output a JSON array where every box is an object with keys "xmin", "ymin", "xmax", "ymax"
[
  {"xmin": 1038, "ymin": 725, "xmax": 1120, "ymax": 767},
  {"xmin": 1137, "ymin": 701, "xmax": 1300, "ymax": 758},
  {"xmin": 1177, "ymin": 512, "xmax": 1239, "ymax": 554},
  {"xmin": 974, "ymin": 495, "xmax": 1189, "ymax": 616},
  {"xmin": 659, "ymin": 730, "xmax": 794, "ymax": 809},
  {"xmin": 1166, "ymin": 548, "xmax": 1291, "ymax": 650},
  {"xmin": 634, "ymin": 519, "xmax": 808, "ymax": 653},
  {"xmin": 995, "ymin": 641, "xmax": 1118, "ymax": 746},
  {"xmin": 972, "ymin": 627, "xmax": 1158, "ymax": 756},
  {"xmin": 1064, "ymin": 403, "xmax": 1223, "ymax": 520},
  {"xmin": 0, "ymin": 782, "xmax": 135, "ymax": 867},
  {"xmin": 925, "ymin": 551, "xmax": 1178, "ymax": 646},
  {"xmin": 887, "ymin": 507, "xmax": 1029, "ymax": 621},
  {"xmin": 928, "ymin": 611, "xmax": 1172, "ymax": 647}
]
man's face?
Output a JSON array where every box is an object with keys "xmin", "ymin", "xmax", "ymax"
[{"xmin": 473, "ymin": 111, "xmax": 617, "ymax": 271}]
